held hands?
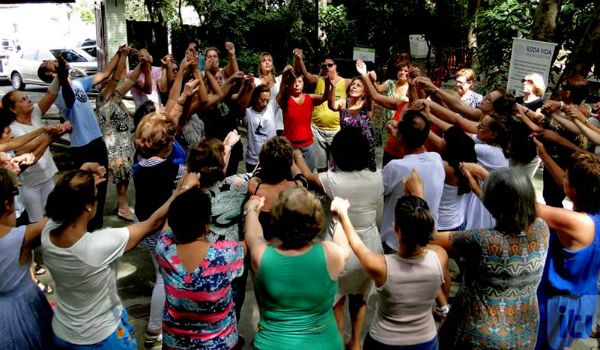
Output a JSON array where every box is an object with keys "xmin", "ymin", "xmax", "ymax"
[
  {"xmin": 177, "ymin": 171, "xmax": 201, "ymax": 192},
  {"xmin": 403, "ymin": 169, "xmax": 424, "ymax": 198},
  {"xmin": 330, "ymin": 197, "xmax": 350, "ymax": 218},
  {"xmin": 80, "ymin": 162, "xmax": 107, "ymax": 185},
  {"xmin": 531, "ymin": 136, "xmax": 548, "ymax": 157},
  {"xmin": 225, "ymin": 42, "xmax": 235, "ymax": 56},
  {"xmin": 293, "ymin": 48, "xmax": 303, "ymax": 61},
  {"xmin": 367, "ymin": 70, "xmax": 377, "ymax": 83},
  {"xmin": 458, "ymin": 163, "xmax": 482, "ymax": 197},
  {"xmin": 183, "ymin": 78, "xmax": 201, "ymax": 97},
  {"xmin": 413, "ymin": 76, "xmax": 436, "ymax": 93},
  {"xmin": 532, "ymin": 128, "xmax": 560, "ymax": 145},
  {"xmin": 245, "ymin": 195, "xmax": 265, "ymax": 214},
  {"xmin": 12, "ymin": 153, "xmax": 35, "ymax": 166},
  {"xmin": 541, "ymin": 100, "xmax": 561, "ymax": 114},
  {"xmin": 564, "ymin": 105, "xmax": 587, "ymax": 123},
  {"xmin": 57, "ymin": 56, "xmax": 70, "ymax": 79},
  {"xmin": 355, "ymin": 60, "xmax": 367, "ymax": 76}
]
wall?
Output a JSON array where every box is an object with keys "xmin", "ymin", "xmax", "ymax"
[{"xmin": 103, "ymin": 0, "xmax": 127, "ymax": 57}]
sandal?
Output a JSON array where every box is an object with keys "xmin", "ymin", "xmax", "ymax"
[
  {"xmin": 36, "ymin": 280, "xmax": 54, "ymax": 295},
  {"xmin": 117, "ymin": 208, "xmax": 136, "ymax": 222},
  {"xmin": 35, "ymin": 264, "xmax": 46, "ymax": 276}
]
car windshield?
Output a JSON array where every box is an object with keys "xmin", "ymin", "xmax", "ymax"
[{"xmin": 50, "ymin": 49, "xmax": 88, "ymax": 63}]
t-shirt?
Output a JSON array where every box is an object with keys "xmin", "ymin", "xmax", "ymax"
[
  {"xmin": 129, "ymin": 66, "xmax": 162, "ymax": 109},
  {"xmin": 463, "ymin": 136, "xmax": 508, "ymax": 230},
  {"xmin": 312, "ymin": 77, "xmax": 346, "ymax": 131},
  {"xmin": 10, "ymin": 104, "xmax": 58, "ymax": 187},
  {"xmin": 283, "ymin": 95, "xmax": 314, "ymax": 148},
  {"xmin": 41, "ymin": 221, "xmax": 129, "ymax": 344},
  {"xmin": 245, "ymin": 100, "xmax": 278, "ymax": 165},
  {"xmin": 254, "ymin": 76, "xmax": 283, "ymax": 131},
  {"xmin": 55, "ymin": 76, "xmax": 102, "ymax": 147},
  {"xmin": 381, "ymin": 152, "xmax": 445, "ymax": 251}
]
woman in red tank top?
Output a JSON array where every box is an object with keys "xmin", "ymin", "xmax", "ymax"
[{"xmin": 276, "ymin": 66, "xmax": 327, "ymax": 170}]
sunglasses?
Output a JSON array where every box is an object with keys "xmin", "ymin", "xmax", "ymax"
[
  {"xmin": 521, "ymin": 79, "xmax": 534, "ymax": 84},
  {"xmin": 321, "ymin": 63, "xmax": 334, "ymax": 69}
]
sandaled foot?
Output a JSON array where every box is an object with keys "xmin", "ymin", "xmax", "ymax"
[
  {"xmin": 35, "ymin": 264, "xmax": 46, "ymax": 276},
  {"xmin": 117, "ymin": 208, "xmax": 136, "ymax": 221},
  {"xmin": 36, "ymin": 280, "xmax": 54, "ymax": 295}
]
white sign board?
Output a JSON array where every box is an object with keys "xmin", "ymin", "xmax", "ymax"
[
  {"xmin": 409, "ymin": 34, "xmax": 428, "ymax": 58},
  {"xmin": 353, "ymin": 47, "xmax": 375, "ymax": 62},
  {"xmin": 507, "ymin": 38, "xmax": 557, "ymax": 97}
]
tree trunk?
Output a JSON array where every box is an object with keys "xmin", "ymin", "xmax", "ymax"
[
  {"xmin": 562, "ymin": 3, "xmax": 600, "ymax": 78},
  {"xmin": 178, "ymin": 0, "xmax": 183, "ymax": 26},
  {"xmin": 530, "ymin": 0, "xmax": 563, "ymax": 42},
  {"xmin": 466, "ymin": 0, "xmax": 480, "ymax": 49}
]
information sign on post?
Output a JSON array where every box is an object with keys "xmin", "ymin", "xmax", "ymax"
[
  {"xmin": 507, "ymin": 38, "xmax": 557, "ymax": 97},
  {"xmin": 353, "ymin": 47, "xmax": 375, "ymax": 62}
]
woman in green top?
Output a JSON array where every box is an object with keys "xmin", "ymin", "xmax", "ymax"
[{"xmin": 244, "ymin": 187, "xmax": 350, "ymax": 349}]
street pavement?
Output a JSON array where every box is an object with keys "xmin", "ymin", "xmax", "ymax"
[{"xmin": 2, "ymin": 80, "xmax": 598, "ymax": 349}]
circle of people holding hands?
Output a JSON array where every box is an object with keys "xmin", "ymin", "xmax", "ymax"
[{"xmin": 1, "ymin": 40, "xmax": 600, "ymax": 350}]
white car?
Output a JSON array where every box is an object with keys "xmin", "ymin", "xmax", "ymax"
[
  {"xmin": 8, "ymin": 48, "xmax": 97, "ymax": 90},
  {"xmin": 0, "ymin": 38, "xmax": 21, "ymax": 78}
]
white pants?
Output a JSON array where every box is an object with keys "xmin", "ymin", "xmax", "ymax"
[{"xmin": 21, "ymin": 178, "xmax": 55, "ymax": 222}]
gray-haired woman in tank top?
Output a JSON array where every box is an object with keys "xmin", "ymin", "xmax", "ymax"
[{"xmin": 330, "ymin": 169, "xmax": 451, "ymax": 350}]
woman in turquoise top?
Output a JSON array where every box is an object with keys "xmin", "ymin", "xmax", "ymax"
[
  {"xmin": 533, "ymin": 142, "xmax": 600, "ymax": 349},
  {"xmin": 244, "ymin": 187, "xmax": 350, "ymax": 349}
]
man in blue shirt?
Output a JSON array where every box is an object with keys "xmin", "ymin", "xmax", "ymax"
[{"xmin": 37, "ymin": 48, "xmax": 122, "ymax": 230}]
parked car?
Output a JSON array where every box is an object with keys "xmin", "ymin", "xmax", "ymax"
[
  {"xmin": 0, "ymin": 38, "xmax": 21, "ymax": 78},
  {"xmin": 77, "ymin": 38, "xmax": 97, "ymax": 57},
  {"xmin": 8, "ymin": 48, "xmax": 97, "ymax": 90}
]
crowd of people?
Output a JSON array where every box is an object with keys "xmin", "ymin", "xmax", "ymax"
[{"xmin": 1, "ymin": 39, "xmax": 600, "ymax": 350}]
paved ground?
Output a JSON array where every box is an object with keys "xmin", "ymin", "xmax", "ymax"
[{"xmin": 3, "ymin": 80, "xmax": 599, "ymax": 349}]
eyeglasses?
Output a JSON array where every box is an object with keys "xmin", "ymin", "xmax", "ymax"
[
  {"xmin": 521, "ymin": 79, "xmax": 534, "ymax": 84},
  {"xmin": 455, "ymin": 80, "xmax": 468, "ymax": 86},
  {"xmin": 321, "ymin": 63, "xmax": 334, "ymax": 69}
]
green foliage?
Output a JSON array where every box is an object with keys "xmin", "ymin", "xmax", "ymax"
[
  {"xmin": 318, "ymin": 5, "xmax": 356, "ymax": 58},
  {"xmin": 474, "ymin": 0, "xmax": 536, "ymax": 91}
]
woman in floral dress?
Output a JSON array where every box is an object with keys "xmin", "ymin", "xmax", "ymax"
[
  {"xmin": 325, "ymin": 63, "xmax": 375, "ymax": 171},
  {"xmin": 96, "ymin": 46, "xmax": 146, "ymax": 220},
  {"xmin": 427, "ymin": 167, "xmax": 549, "ymax": 349}
]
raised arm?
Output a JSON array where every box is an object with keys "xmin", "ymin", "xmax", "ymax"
[
  {"xmin": 158, "ymin": 54, "xmax": 175, "ymax": 93},
  {"xmin": 116, "ymin": 60, "xmax": 145, "ymax": 97},
  {"xmin": 164, "ymin": 51, "xmax": 192, "ymax": 116},
  {"xmin": 222, "ymin": 42, "xmax": 239, "ymax": 78},
  {"xmin": 425, "ymin": 99, "xmax": 478, "ymax": 134},
  {"xmin": 536, "ymin": 203, "xmax": 595, "ymax": 250},
  {"xmin": 357, "ymin": 60, "xmax": 401, "ymax": 110},
  {"xmin": 414, "ymin": 76, "xmax": 483, "ymax": 121},
  {"xmin": 532, "ymin": 136, "xmax": 566, "ymax": 189},
  {"xmin": 276, "ymin": 66, "xmax": 294, "ymax": 107},
  {"xmin": 234, "ymin": 75, "xmax": 255, "ymax": 111},
  {"xmin": 57, "ymin": 56, "xmax": 75, "ymax": 108},
  {"xmin": 331, "ymin": 197, "xmax": 383, "ymax": 285},
  {"xmin": 293, "ymin": 48, "xmax": 319, "ymax": 85},
  {"xmin": 0, "ymin": 127, "xmax": 46, "ymax": 153},
  {"xmin": 92, "ymin": 46, "xmax": 122, "ymax": 86},
  {"xmin": 37, "ymin": 76, "xmax": 59, "ymax": 115},
  {"xmin": 244, "ymin": 196, "xmax": 269, "ymax": 271},
  {"xmin": 101, "ymin": 45, "xmax": 129, "ymax": 100},
  {"xmin": 125, "ymin": 172, "xmax": 199, "ymax": 252}
]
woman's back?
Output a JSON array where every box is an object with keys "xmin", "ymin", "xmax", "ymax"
[
  {"xmin": 369, "ymin": 250, "xmax": 443, "ymax": 346},
  {"xmin": 440, "ymin": 218, "xmax": 549, "ymax": 349},
  {"xmin": 253, "ymin": 243, "xmax": 341, "ymax": 349},
  {"xmin": 156, "ymin": 232, "xmax": 244, "ymax": 349}
]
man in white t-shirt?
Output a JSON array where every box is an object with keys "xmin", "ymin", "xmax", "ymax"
[
  {"xmin": 381, "ymin": 110, "xmax": 445, "ymax": 252},
  {"xmin": 243, "ymin": 84, "xmax": 278, "ymax": 172}
]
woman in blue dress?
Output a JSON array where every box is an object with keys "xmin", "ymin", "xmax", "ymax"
[{"xmin": 0, "ymin": 168, "xmax": 53, "ymax": 349}]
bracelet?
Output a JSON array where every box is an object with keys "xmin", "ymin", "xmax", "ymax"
[
  {"xmin": 181, "ymin": 185, "xmax": 191, "ymax": 191},
  {"xmin": 559, "ymin": 101, "xmax": 564, "ymax": 112}
]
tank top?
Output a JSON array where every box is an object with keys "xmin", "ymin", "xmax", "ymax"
[
  {"xmin": 283, "ymin": 95, "xmax": 314, "ymax": 148},
  {"xmin": 312, "ymin": 78, "xmax": 346, "ymax": 130},
  {"xmin": 383, "ymin": 101, "xmax": 409, "ymax": 157},
  {"xmin": 369, "ymin": 250, "xmax": 443, "ymax": 346},
  {"xmin": 539, "ymin": 211, "xmax": 600, "ymax": 296},
  {"xmin": 254, "ymin": 244, "xmax": 337, "ymax": 334}
]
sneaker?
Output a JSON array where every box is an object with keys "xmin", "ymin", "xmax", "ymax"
[{"xmin": 143, "ymin": 331, "xmax": 162, "ymax": 348}]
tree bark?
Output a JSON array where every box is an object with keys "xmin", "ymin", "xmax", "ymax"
[
  {"xmin": 531, "ymin": 0, "xmax": 563, "ymax": 42},
  {"xmin": 562, "ymin": 3, "xmax": 600, "ymax": 78}
]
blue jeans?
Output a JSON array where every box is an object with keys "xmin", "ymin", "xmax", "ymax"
[
  {"xmin": 364, "ymin": 333, "xmax": 438, "ymax": 350},
  {"xmin": 53, "ymin": 307, "xmax": 137, "ymax": 350}
]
